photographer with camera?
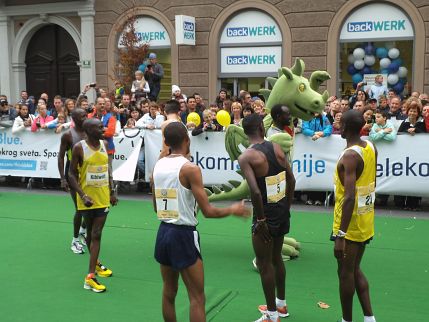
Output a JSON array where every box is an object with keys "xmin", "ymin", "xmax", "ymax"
[
  {"xmin": 0, "ymin": 95, "xmax": 17, "ymax": 128},
  {"xmin": 145, "ymin": 53, "xmax": 164, "ymax": 102},
  {"xmin": 12, "ymin": 104, "xmax": 35, "ymax": 134},
  {"xmin": 77, "ymin": 83, "xmax": 98, "ymax": 114}
]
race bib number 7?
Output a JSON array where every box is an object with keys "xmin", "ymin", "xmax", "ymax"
[
  {"xmin": 357, "ymin": 183, "xmax": 375, "ymax": 215},
  {"xmin": 155, "ymin": 188, "xmax": 179, "ymax": 220},
  {"xmin": 265, "ymin": 171, "xmax": 286, "ymax": 203}
]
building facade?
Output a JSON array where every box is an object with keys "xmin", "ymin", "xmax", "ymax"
[{"xmin": 0, "ymin": 0, "xmax": 428, "ymax": 103}]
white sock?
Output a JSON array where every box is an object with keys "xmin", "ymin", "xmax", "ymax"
[
  {"xmin": 342, "ymin": 318, "xmax": 352, "ymax": 322},
  {"xmin": 72, "ymin": 237, "xmax": 79, "ymax": 242},
  {"xmin": 364, "ymin": 316, "xmax": 376, "ymax": 322},
  {"xmin": 79, "ymin": 227, "xmax": 86, "ymax": 234},
  {"xmin": 267, "ymin": 310, "xmax": 278, "ymax": 321},
  {"xmin": 276, "ymin": 297, "xmax": 286, "ymax": 307}
]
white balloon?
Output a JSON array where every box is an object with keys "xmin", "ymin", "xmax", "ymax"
[
  {"xmin": 348, "ymin": 54, "xmax": 355, "ymax": 64},
  {"xmin": 388, "ymin": 48, "xmax": 400, "ymax": 59},
  {"xmin": 353, "ymin": 48, "xmax": 365, "ymax": 60},
  {"xmin": 385, "ymin": 42, "xmax": 396, "ymax": 50},
  {"xmin": 354, "ymin": 59, "xmax": 365, "ymax": 70},
  {"xmin": 387, "ymin": 73, "xmax": 399, "ymax": 85},
  {"xmin": 364, "ymin": 55, "xmax": 375, "ymax": 66},
  {"xmin": 398, "ymin": 66, "xmax": 408, "ymax": 78},
  {"xmin": 379, "ymin": 58, "xmax": 391, "ymax": 69}
]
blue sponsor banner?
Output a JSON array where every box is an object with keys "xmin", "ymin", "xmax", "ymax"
[{"xmin": 0, "ymin": 159, "xmax": 36, "ymax": 170}]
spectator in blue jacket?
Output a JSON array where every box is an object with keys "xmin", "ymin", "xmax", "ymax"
[
  {"xmin": 301, "ymin": 113, "xmax": 332, "ymax": 205},
  {"xmin": 302, "ymin": 112, "xmax": 333, "ymax": 141}
]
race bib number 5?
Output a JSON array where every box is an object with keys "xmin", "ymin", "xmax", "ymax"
[
  {"xmin": 357, "ymin": 183, "xmax": 375, "ymax": 215},
  {"xmin": 265, "ymin": 171, "xmax": 286, "ymax": 203},
  {"xmin": 155, "ymin": 188, "xmax": 179, "ymax": 220}
]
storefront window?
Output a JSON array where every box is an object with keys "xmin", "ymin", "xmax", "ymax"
[
  {"xmin": 118, "ymin": 16, "xmax": 172, "ymax": 101},
  {"xmin": 338, "ymin": 3, "xmax": 414, "ymax": 97},
  {"xmin": 219, "ymin": 10, "xmax": 282, "ymax": 100}
]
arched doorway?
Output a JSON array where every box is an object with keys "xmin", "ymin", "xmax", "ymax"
[{"xmin": 25, "ymin": 24, "xmax": 80, "ymax": 99}]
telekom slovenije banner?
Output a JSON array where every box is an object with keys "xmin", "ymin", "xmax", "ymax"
[{"xmin": 1, "ymin": 127, "xmax": 428, "ymax": 196}]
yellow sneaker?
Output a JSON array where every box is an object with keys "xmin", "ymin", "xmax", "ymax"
[
  {"xmin": 84, "ymin": 274, "xmax": 106, "ymax": 293},
  {"xmin": 96, "ymin": 261, "xmax": 113, "ymax": 277}
]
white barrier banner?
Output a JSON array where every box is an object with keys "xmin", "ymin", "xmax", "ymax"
[
  {"xmin": 0, "ymin": 128, "xmax": 141, "ymax": 181},
  {"xmin": 144, "ymin": 130, "xmax": 242, "ymax": 185},
  {"xmin": 292, "ymin": 134, "xmax": 429, "ymax": 196}
]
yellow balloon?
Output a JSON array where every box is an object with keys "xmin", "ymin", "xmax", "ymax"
[
  {"xmin": 216, "ymin": 110, "xmax": 231, "ymax": 127},
  {"xmin": 187, "ymin": 112, "xmax": 201, "ymax": 127}
]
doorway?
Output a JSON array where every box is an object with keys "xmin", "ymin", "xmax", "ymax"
[{"xmin": 25, "ymin": 24, "xmax": 80, "ymax": 99}]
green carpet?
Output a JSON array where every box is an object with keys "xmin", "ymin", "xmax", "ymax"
[{"xmin": 0, "ymin": 191, "xmax": 427, "ymax": 322}]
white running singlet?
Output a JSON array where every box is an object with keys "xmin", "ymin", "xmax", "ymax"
[{"xmin": 153, "ymin": 155, "xmax": 198, "ymax": 226}]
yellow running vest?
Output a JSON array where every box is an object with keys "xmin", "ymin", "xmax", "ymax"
[
  {"xmin": 76, "ymin": 140, "xmax": 110, "ymax": 211},
  {"xmin": 333, "ymin": 141, "xmax": 376, "ymax": 242}
]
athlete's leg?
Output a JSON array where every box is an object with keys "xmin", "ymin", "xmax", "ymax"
[
  {"xmin": 271, "ymin": 235, "xmax": 286, "ymax": 301},
  {"xmin": 180, "ymin": 258, "xmax": 206, "ymax": 322},
  {"xmin": 337, "ymin": 240, "xmax": 360, "ymax": 322},
  {"xmin": 253, "ymin": 234, "xmax": 276, "ymax": 312},
  {"xmin": 69, "ymin": 189, "xmax": 85, "ymax": 239},
  {"xmin": 87, "ymin": 214, "xmax": 107, "ymax": 273},
  {"xmin": 354, "ymin": 244, "xmax": 374, "ymax": 317},
  {"xmin": 160, "ymin": 264, "xmax": 179, "ymax": 322}
]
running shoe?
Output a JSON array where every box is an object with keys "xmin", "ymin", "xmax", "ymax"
[
  {"xmin": 258, "ymin": 305, "xmax": 289, "ymax": 318},
  {"xmin": 84, "ymin": 274, "xmax": 106, "ymax": 293},
  {"xmin": 96, "ymin": 261, "xmax": 113, "ymax": 277},
  {"xmin": 71, "ymin": 240, "xmax": 84, "ymax": 254},
  {"xmin": 254, "ymin": 313, "xmax": 280, "ymax": 322},
  {"xmin": 79, "ymin": 231, "xmax": 87, "ymax": 246}
]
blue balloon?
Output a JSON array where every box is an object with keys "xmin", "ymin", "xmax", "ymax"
[
  {"xmin": 388, "ymin": 62, "xmax": 400, "ymax": 73},
  {"xmin": 380, "ymin": 69, "xmax": 390, "ymax": 75},
  {"xmin": 352, "ymin": 73, "xmax": 363, "ymax": 84},
  {"xmin": 363, "ymin": 66, "xmax": 372, "ymax": 74},
  {"xmin": 393, "ymin": 82, "xmax": 404, "ymax": 94},
  {"xmin": 392, "ymin": 58, "xmax": 403, "ymax": 66},
  {"xmin": 399, "ymin": 77, "xmax": 407, "ymax": 84},
  {"xmin": 376, "ymin": 47, "xmax": 388, "ymax": 59},
  {"xmin": 364, "ymin": 43, "xmax": 375, "ymax": 55},
  {"xmin": 138, "ymin": 63, "xmax": 146, "ymax": 72},
  {"xmin": 347, "ymin": 64, "xmax": 357, "ymax": 75}
]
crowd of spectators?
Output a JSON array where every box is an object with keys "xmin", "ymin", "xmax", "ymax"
[{"xmin": 0, "ymin": 65, "xmax": 428, "ymax": 209}]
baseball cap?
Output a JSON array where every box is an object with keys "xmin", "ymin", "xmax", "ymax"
[
  {"xmin": 149, "ymin": 53, "xmax": 157, "ymax": 59},
  {"xmin": 368, "ymin": 98, "xmax": 377, "ymax": 103}
]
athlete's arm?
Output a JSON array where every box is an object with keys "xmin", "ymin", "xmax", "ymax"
[
  {"xmin": 339, "ymin": 151, "xmax": 359, "ymax": 233},
  {"xmin": 68, "ymin": 143, "xmax": 93, "ymax": 207},
  {"xmin": 273, "ymin": 143, "xmax": 296, "ymax": 210},
  {"xmin": 238, "ymin": 152, "xmax": 264, "ymax": 220},
  {"xmin": 104, "ymin": 140, "xmax": 117, "ymax": 206},
  {"xmin": 181, "ymin": 163, "xmax": 249, "ymax": 219},
  {"xmin": 58, "ymin": 132, "xmax": 71, "ymax": 191}
]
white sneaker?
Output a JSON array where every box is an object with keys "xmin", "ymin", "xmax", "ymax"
[
  {"xmin": 79, "ymin": 231, "xmax": 87, "ymax": 246},
  {"xmin": 254, "ymin": 313, "xmax": 279, "ymax": 322},
  {"xmin": 71, "ymin": 240, "xmax": 84, "ymax": 254}
]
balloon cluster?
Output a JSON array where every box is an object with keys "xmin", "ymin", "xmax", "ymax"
[{"xmin": 347, "ymin": 42, "xmax": 408, "ymax": 94}]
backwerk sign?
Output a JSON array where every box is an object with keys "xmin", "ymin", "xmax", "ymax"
[
  {"xmin": 118, "ymin": 16, "xmax": 170, "ymax": 48},
  {"xmin": 175, "ymin": 15, "xmax": 195, "ymax": 45},
  {"xmin": 220, "ymin": 46, "xmax": 282, "ymax": 74},
  {"xmin": 340, "ymin": 3, "xmax": 413, "ymax": 41},
  {"xmin": 220, "ymin": 10, "xmax": 282, "ymax": 44}
]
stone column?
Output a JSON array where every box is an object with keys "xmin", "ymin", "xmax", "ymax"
[
  {"xmin": 78, "ymin": 9, "xmax": 96, "ymax": 102},
  {"xmin": 0, "ymin": 15, "xmax": 11, "ymax": 99}
]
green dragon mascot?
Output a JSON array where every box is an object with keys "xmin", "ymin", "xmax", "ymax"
[{"xmin": 207, "ymin": 58, "xmax": 330, "ymax": 201}]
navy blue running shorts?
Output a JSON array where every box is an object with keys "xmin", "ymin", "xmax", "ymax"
[{"xmin": 154, "ymin": 222, "xmax": 202, "ymax": 271}]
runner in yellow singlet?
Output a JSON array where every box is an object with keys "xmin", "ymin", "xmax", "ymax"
[
  {"xmin": 68, "ymin": 118, "xmax": 118, "ymax": 293},
  {"xmin": 332, "ymin": 110, "xmax": 377, "ymax": 322}
]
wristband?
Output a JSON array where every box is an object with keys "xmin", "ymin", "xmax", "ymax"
[
  {"xmin": 257, "ymin": 217, "xmax": 266, "ymax": 222},
  {"xmin": 337, "ymin": 229, "xmax": 346, "ymax": 238},
  {"xmin": 81, "ymin": 194, "xmax": 88, "ymax": 200}
]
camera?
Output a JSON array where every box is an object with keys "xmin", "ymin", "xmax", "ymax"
[
  {"xmin": 0, "ymin": 99, "xmax": 8, "ymax": 106},
  {"xmin": 362, "ymin": 82, "xmax": 367, "ymax": 86},
  {"xmin": 89, "ymin": 83, "xmax": 96, "ymax": 88}
]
